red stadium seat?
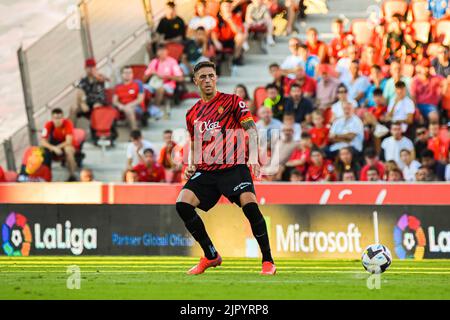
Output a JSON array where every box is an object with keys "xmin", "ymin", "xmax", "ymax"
[
  {"xmin": 104, "ymin": 88, "xmax": 114, "ymax": 105},
  {"xmin": 4, "ymin": 171, "xmax": 18, "ymax": 182},
  {"xmin": 383, "ymin": 0, "xmax": 408, "ymax": 21},
  {"xmin": 253, "ymin": 86, "xmax": 268, "ymax": 110},
  {"xmin": 351, "ymin": 19, "xmax": 373, "ymax": 46},
  {"xmin": 249, "ymin": 25, "xmax": 268, "ymax": 34},
  {"xmin": 206, "ymin": 0, "xmax": 220, "ymax": 16},
  {"xmin": 130, "ymin": 64, "xmax": 147, "ymax": 81},
  {"xmin": 72, "ymin": 128, "xmax": 86, "ymax": 151},
  {"xmin": 165, "ymin": 42, "xmax": 184, "ymax": 61},
  {"xmin": 412, "ymin": 21, "xmax": 431, "ymax": 43},
  {"xmin": 436, "ymin": 20, "xmax": 450, "ymax": 45},
  {"xmin": 402, "ymin": 64, "xmax": 415, "ymax": 77},
  {"xmin": 91, "ymin": 106, "xmax": 119, "ymax": 139},
  {"xmin": 411, "ymin": 0, "xmax": 431, "ymax": 21}
]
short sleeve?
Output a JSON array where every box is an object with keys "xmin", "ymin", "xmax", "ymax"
[
  {"xmin": 234, "ymin": 96, "xmax": 254, "ymax": 125},
  {"xmin": 41, "ymin": 122, "xmax": 51, "ymax": 139},
  {"xmin": 144, "ymin": 59, "xmax": 157, "ymax": 77},
  {"xmin": 64, "ymin": 120, "xmax": 74, "ymax": 135},
  {"xmin": 186, "ymin": 110, "xmax": 195, "ymax": 141}
]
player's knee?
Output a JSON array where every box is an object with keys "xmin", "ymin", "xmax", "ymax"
[
  {"xmin": 176, "ymin": 201, "xmax": 197, "ymax": 222},
  {"xmin": 242, "ymin": 202, "xmax": 264, "ymax": 225}
]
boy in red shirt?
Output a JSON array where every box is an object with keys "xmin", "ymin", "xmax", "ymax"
[
  {"xmin": 308, "ymin": 110, "xmax": 329, "ymax": 149},
  {"xmin": 133, "ymin": 148, "xmax": 166, "ymax": 182},
  {"xmin": 427, "ymin": 122, "xmax": 449, "ymax": 162},
  {"xmin": 285, "ymin": 132, "xmax": 312, "ymax": 175},
  {"xmin": 306, "ymin": 149, "xmax": 336, "ymax": 182},
  {"xmin": 359, "ymin": 147, "xmax": 385, "ymax": 181},
  {"xmin": 40, "ymin": 108, "xmax": 77, "ymax": 181}
]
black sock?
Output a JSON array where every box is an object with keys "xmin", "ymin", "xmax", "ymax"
[
  {"xmin": 242, "ymin": 202, "xmax": 273, "ymax": 263},
  {"xmin": 176, "ymin": 202, "xmax": 217, "ymax": 260}
]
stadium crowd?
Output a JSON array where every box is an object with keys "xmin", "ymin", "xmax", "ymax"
[{"xmin": 1, "ymin": 0, "xmax": 450, "ymax": 183}]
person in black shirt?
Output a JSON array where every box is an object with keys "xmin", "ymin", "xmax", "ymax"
[
  {"xmin": 69, "ymin": 58, "xmax": 107, "ymax": 125},
  {"xmin": 284, "ymin": 83, "xmax": 314, "ymax": 126},
  {"xmin": 180, "ymin": 27, "xmax": 214, "ymax": 75},
  {"xmin": 269, "ymin": 63, "xmax": 288, "ymax": 99},
  {"xmin": 420, "ymin": 149, "xmax": 446, "ymax": 181},
  {"xmin": 155, "ymin": 1, "xmax": 186, "ymax": 43},
  {"xmin": 414, "ymin": 125, "xmax": 429, "ymax": 158}
]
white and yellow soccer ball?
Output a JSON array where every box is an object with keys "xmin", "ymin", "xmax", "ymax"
[{"xmin": 361, "ymin": 244, "xmax": 392, "ymax": 274}]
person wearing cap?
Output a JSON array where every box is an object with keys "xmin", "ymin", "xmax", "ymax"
[
  {"xmin": 69, "ymin": 58, "xmax": 108, "ymax": 125},
  {"xmin": 411, "ymin": 58, "xmax": 447, "ymax": 123}
]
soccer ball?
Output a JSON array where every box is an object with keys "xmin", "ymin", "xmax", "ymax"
[{"xmin": 361, "ymin": 244, "xmax": 392, "ymax": 274}]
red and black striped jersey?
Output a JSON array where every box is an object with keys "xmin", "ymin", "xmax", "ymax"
[{"xmin": 186, "ymin": 91, "xmax": 254, "ymax": 171}]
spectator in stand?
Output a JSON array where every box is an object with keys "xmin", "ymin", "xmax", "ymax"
[
  {"xmin": 431, "ymin": 44, "xmax": 450, "ymax": 78},
  {"xmin": 427, "ymin": 122, "xmax": 449, "ymax": 162},
  {"xmin": 181, "ymin": 27, "xmax": 215, "ymax": 76},
  {"xmin": 187, "ymin": 0, "xmax": 217, "ymax": 37},
  {"xmin": 387, "ymin": 168, "xmax": 404, "ymax": 182},
  {"xmin": 158, "ymin": 129, "xmax": 182, "ymax": 183},
  {"xmin": 282, "ymin": 112, "xmax": 301, "ymax": 141},
  {"xmin": 359, "ymin": 147, "xmax": 385, "ymax": 181},
  {"xmin": 245, "ymin": 0, "xmax": 276, "ymax": 46},
  {"xmin": 335, "ymin": 147, "xmax": 361, "ymax": 181},
  {"xmin": 126, "ymin": 130, "xmax": 155, "ymax": 169},
  {"xmin": 133, "ymin": 148, "xmax": 166, "ymax": 182},
  {"xmin": 328, "ymin": 102, "xmax": 364, "ymax": 157},
  {"xmin": 336, "ymin": 45, "xmax": 358, "ymax": 86},
  {"xmin": 429, "ymin": 0, "xmax": 450, "ymax": 19},
  {"xmin": 289, "ymin": 169, "xmax": 305, "ymax": 182},
  {"xmin": 315, "ymin": 64, "xmax": 339, "ymax": 109},
  {"xmin": 41, "ymin": 108, "xmax": 78, "ymax": 181},
  {"xmin": 400, "ymin": 149, "xmax": 421, "ymax": 182},
  {"xmin": 113, "ymin": 66, "xmax": 145, "ymax": 131},
  {"xmin": 234, "ymin": 84, "xmax": 255, "ymax": 116},
  {"xmin": 144, "ymin": 45, "xmax": 184, "ymax": 118},
  {"xmin": 288, "ymin": 65, "xmax": 317, "ymax": 98},
  {"xmin": 305, "ymin": 27, "xmax": 328, "ymax": 63},
  {"xmin": 212, "ymin": 0, "xmax": 247, "ymax": 66},
  {"xmin": 366, "ymin": 166, "xmax": 382, "ymax": 182},
  {"xmin": 256, "ymin": 105, "xmax": 282, "ymax": 144},
  {"xmin": 264, "ymin": 84, "xmax": 286, "ymax": 120},
  {"xmin": 342, "ymin": 170, "xmax": 357, "ymax": 182},
  {"xmin": 365, "ymin": 65, "xmax": 387, "ymax": 108},
  {"xmin": 269, "ymin": 63, "xmax": 290, "ymax": 99},
  {"xmin": 297, "ymin": 43, "xmax": 320, "ymax": 78},
  {"xmin": 281, "ymin": 37, "xmax": 303, "ymax": 79},
  {"xmin": 420, "ymin": 149, "xmax": 446, "ymax": 181},
  {"xmin": 329, "ymin": 18, "xmax": 353, "ymax": 65},
  {"xmin": 284, "ymin": 83, "xmax": 314, "ymax": 127},
  {"xmin": 415, "ymin": 165, "xmax": 434, "ymax": 182},
  {"xmin": 309, "ymin": 110, "xmax": 329, "ymax": 149},
  {"xmin": 330, "ymin": 84, "xmax": 358, "ymax": 122},
  {"xmin": 69, "ymin": 58, "xmax": 107, "ymax": 126},
  {"xmin": 284, "ymin": 132, "xmax": 312, "ymax": 177},
  {"xmin": 381, "ymin": 122, "xmax": 415, "ymax": 169},
  {"xmin": 80, "ymin": 168, "xmax": 94, "ymax": 182},
  {"xmin": 306, "ymin": 148, "xmax": 336, "ymax": 182},
  {"xmin": 123, "ymin": 169, "xmax": 139, "ymax": 183},
  {"xmin": 360, "ymin": 45, "xmax": 383, "ymax": 77},
  {"xmin": 411, "ymin": 59, "xmax": 446, "ymax": 123},
  {"xmin": 155, "ymin": 1, "xmax": 186, "ymax": 44},
  {"xmin": 346, "ymin": 60, "xmax": 371, "ymax": 106},
  {"xmin": 414, "ymin": 125, "xmax": 429, "ymax": 158},
  {"xmin": 383, "ymin": 60, "xmax": 412, "ymax": 106},
  {"xmin": 385, "ymin": 81, "xmax": 415, "ymax": 134},
  {"xmin": 364, "ymin": 88, "xmax": 388, "ymax": 127},
  {"xmin": 0, "ymin": 166, "xmax": 5, "ymax": 182}
]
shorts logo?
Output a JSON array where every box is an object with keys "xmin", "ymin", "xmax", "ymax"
[
  {"xmin": 233, "ymin": 182, "xmax": 251, "ymax": 192},
  {"xmin": 2, "ymin": 212, "xmax": 32, "ymax": 256},
  {"xmin": 394, "ymin": 214, "xmax": 426, "ymax": 260},
  {"xmin": 190, "ymin": 172, "xmax": 201, "ymax": 180}
]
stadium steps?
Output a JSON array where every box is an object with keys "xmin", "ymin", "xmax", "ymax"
[{"xmin": 51, "ymin": 0, "xmax": 372, "ymax": 182}]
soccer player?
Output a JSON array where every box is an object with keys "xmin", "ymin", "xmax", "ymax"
[{"xmin": 176, "ymin": 61, "xmax": 276, "ymax": 275}]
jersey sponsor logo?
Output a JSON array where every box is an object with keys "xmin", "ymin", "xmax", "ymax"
[
  {"xmin": 198, "ymin": 120, "xmax": 221, "ymax": 133},
  {"xmin": 233, "ymin": 182, "xmax": 252, "ymax": 192}
]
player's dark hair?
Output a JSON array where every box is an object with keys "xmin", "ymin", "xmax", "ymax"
[
  {"xmin": 373, "ymin": 88, "xmax": 383, "ymax": 96},
  {"xmin": 265, "ymin": 83, "xmax": 279, "ymax": 91},
  {"xmin": 193, "ymin": 61, "xmax": 216, "ymax": 75},
  {"xmin": 395, "ymin": 80, "xmax": 406, "ymax": 89},
  {"xmin": 51, "ymin": 108, "xmax": 63, "ymax": 115},
  {"xmin": 130, "ymin": 129, "xmax": 142, "ymax": 140},
  {"xmin": 143, "ymin": 148, "xmax": 155, "ymax": 155}
]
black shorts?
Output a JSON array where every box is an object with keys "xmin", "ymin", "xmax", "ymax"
[
  {"xmin": 221, "ymin": 39, "xmax": 235, "ymax": 50},
  {"xmin": 183, "ymin": 164, "xmax": 255, "ymax": 212}
]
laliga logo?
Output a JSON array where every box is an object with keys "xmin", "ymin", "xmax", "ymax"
[
  {"xmin": 2, "ymin": 212, "xmax": 32, "ymax": 256},
  {"xmin": 394, "ymin": 214, "xmax": 426, "ymax": 259}
]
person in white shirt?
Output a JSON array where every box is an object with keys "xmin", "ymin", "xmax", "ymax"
[
  {"xmin": 385, "ymin": 81, "xmax": 415, "ymax": 133},
  {"xmin": 256, "ymin": 106, "xmax": 282, "ymax": 146},
  {"xmin": 331, "ymin": 84, "xmax": 358, "ymax": 121},
  {"xmin": 126, "ymin": 130, "xmax": 155, "ymax": 169},
  {"xmin": 335, "ymin": 45, "xmax": 358, "ymax": 86},
  {"xmin": 400, "ymin": 149, "xmax": 421, "ymax": 181},
  {"xmin": 281, "ymin": 37, "xmax": 303, "ymax": 79},
  {"xmin": 187, "ymin": 0, "xmax": 217, "ymax": 37},
  {"xmin": 329, "ymin": 102, "xmax": 364, "ymax": 154},
  {"xmin": 381, "ymin": 122, "xmax": 415, "ymax": 169}
]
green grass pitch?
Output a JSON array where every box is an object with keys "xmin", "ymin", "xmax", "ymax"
[{"xmin": 0, "ymin": 257, "xmax": 449, "ymax": 299}]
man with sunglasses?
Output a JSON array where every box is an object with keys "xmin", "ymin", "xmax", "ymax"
[{"xmin": 331, "ymin": 84, "xmax": 358, "ymax": 122}]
